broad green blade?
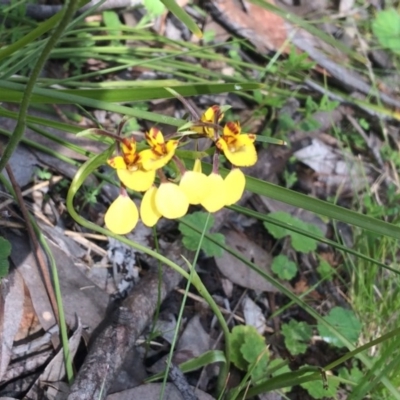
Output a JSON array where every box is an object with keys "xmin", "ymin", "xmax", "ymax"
[{"xmin": 0, "ymin": 82, "xmax": 260, "ymax": 104}]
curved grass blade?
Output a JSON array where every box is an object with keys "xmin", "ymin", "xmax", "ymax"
[
  {"xmin": 0, "ymin": 13, "xmax": 61, "ymax": 61},
  {"xmin": 161, "ymin": 0, "xmax": 202, "ymax": 38},
  {"xmin": 146, "ymin": 350, "xmax": 226, "ymax": 383}
]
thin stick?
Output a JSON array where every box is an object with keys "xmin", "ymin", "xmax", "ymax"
[{"xmin": 5, "ymin": 164, "xmax": 59, "ymax": 323}]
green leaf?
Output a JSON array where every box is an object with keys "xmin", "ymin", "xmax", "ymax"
[
  {"xmin": 338, "ymin": 365, "xmax": 363, "ymax": 384},
  {"xmin": 230, "ymin": 325, "xmax": 269, "ymax": 381},
  {"xmin": 268, "ymin": 359, "xmax": 292, "ymax": 392},
  {"xmin": 0, "ymin": 259, "xmax": 9, "ymax": 279},
  {"xmin": 277, "ymin": 113, "xmax": 296, "ymax": 133},
  {"xmin": 317, "ymin": 307, "xmax": 362, "ymax": 348},
  {"xmin": 0, "ymin": 81, "xmax": 260, "ymax": 118},
  {"xmin": 230, "ymin": 325, "xmax": 249, "ymax": 371},
  {"xmin": 179, "ymin": 212, "xmax": 225, "ymax": 257},
  {"xmin": 281, "ymin": 320, "xmax": 312, "ymax": 356},
  {"xmin": 372, "ymin": 9, "xmax": 400, "ymax": 54},
  {"xmin": 0, "ymin": 236, "xmax": 11, "ymax": 259},
  {"xmin": 0, "ymin": 11, "xmax": 62, "ymax": 61},
  {"xmin": 102, "ymin": 11, "xmax": 122, "ymax": 28},
  {"xmin": 298, "ymin": 117, "xmax": 321, "ymax": 132},
  {"xmin": 143, "ymin": 0, "xmax": 165, "ymax": 16},
  {"xmin": 316, "ymin": 259, "xmax": 334, "ymax": 280},
  {"xmin": 147, "ymin": 350, "xmax": 226, "ymax": 382},
  {"xmin": 263, "ymin": 211, "xmax": 323, "ymax": 253},
  {"xmin": 271, "ymin": 254, "xmax": 297, "ymax": 280},
  {"xmin": 263, "ymin": 211, "xmax": 297, "ymax": 239},
  {"xmin": 160, "ymin": 0, "xmax": 202, "ymax": 38},
  {"xmin": 241, "ymin": 330, "xmax": 269, "ymax": 382},
  {"xmin": 301, "ymin": 375, "xmax": 339, "ymax": 399},
  {"xmin": 0, "ymin": 237, "xmax": 11, "ymax": 279}
]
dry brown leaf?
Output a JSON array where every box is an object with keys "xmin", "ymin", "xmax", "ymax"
[
  {"xmin": 0, "ymin": 137, "xmax": 37, "ymax": 188},
  {"xmin": 293, "ymin": 277, "xmax": 309, "ymax": 295},
  {"xmin": 25, "ymin": 321, "xmax": 83, "ymax": 400},
  {"xmin": 242, "ymin": 296, "xmax": 266, "ymax": 334},
  {"xmin": 293, "ymin": 138, "xmax": 374, "ymax": 194},
  {"xmin": 339, "ymin": 0, "xmax": 355, "ymax": 13},
  {"xmin": 6, "ymin": 229, "xmax": 108, "ymax": 335},
  {"xmin": 0, "ymin": 269, "xmax": 24, "ymax": 381},
  {"xmin": 215, "ymin": 230, "xmax": 279, "ymax": 293},
  {"xmin": 49, "ymin": 240, "xmax": 109, "ymax": 332},
  {"xmin": 209, "ymin": 0, "xmax": 288, "ymax": 53},
  {"xmin": 6, "ymin": 231, "xmax": 57, "ymax": 335},
  {"xmin": 175, "ymin": 315, "xmax": 211, "ymax": 364}
]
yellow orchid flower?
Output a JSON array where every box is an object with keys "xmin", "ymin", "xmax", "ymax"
[
  {"xmin": 104, "ymin": 194, "xmax": 138, "ymax": 234},
  {"xmin": 216, "ymin": 122, "xmax": 257, "ymax": 167},
  {"xmin": 107, "ymin": 138, "xmax": 155, "ymax": 192},
  {"xmin": 224, "ymin": 168, "xmax": 246, "ymax": 206},
  {"xmin": 155, "ymin": 182, "xmax": 189, "ymax": 219},
  {"xmin": 179, "ymin": 159, "xmax": 211, "ymax": 205},
  {"xmin": 140, "ymin": 186, "xmax": 162, "ymax": 227},
  {"xmin": 192, "ymin": 105, "xmax": 224, "ymax": 139},
  {"xmin": 201, "ymin": 173, "xmax": 226, "ymax": 213},
  {"xmin": 140, "ymin": 127, "xmax": 179, "ymax": 171}
]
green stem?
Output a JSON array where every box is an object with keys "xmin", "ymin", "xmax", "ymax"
[
  {"xmin": 0, "ymin": 0, "xmax": 80, "ymax": 173},
  {"xmin": 35, "ymin": 227, "xmax": 74, "ymax": 383},
  {"xmin": 192, "ymin": 271, "xmax": 231, "ymax": 395}
]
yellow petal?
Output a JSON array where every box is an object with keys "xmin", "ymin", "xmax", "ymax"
[
  {"xmin": 201, "ymin": 173, "xmax": 226, "ymax": 212},
  {"xmin": 179, "ymin": 171, "xmax": 211, "ymax": 205},
  {"xmin": 140, "ymin": 186, "xmax": 162, "ymax": 227},
  {"xmin": 166, "ymin": 140, "xmax": 179, "ymax": 154},
  {"xmin": 155, "ymin": 182, "xmax": 189, "ymax": 219},
  {"xmin": 202, "ymin": 105, "xmax": 224, "ymax": 123},
  {"xmin": 117, "ymin": 168, "xmax": 155, "ymax": 192},
  {"xmin": 193, "ymin": 158, "xmax": 202, "ymax": 173},
  {"xmin": 223, "ymin": 121, "xmax": 241, "ymax": 137},
  {"xmin": 104, "ymin": 195, "xmax": 138, "ymax": 234},
  {"xmin": 191, "ymin": 106, "xmax": 224, "ymax": 139},
  {"xmin": 145, "ymin": 127, "xmax": 165, "ymax": 148},
  {"xmin": 217, "ymin": 136, "xmax": 257, "ymax": 167},
  {"xmin": 121, "ymin": 137, "xmax": 136, "ymax": 154},
  {"xmin": 107, "ymin": 156, "xmax": 127, "ymax": 170},
  {"xmin": 140, "ymin": 141, "xmax": 177, "ymax": 171},
  {"xmin": 224, "ymin": 169, "xmax": 245, "ymax": 205}
]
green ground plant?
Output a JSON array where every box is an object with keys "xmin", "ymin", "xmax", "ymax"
[{"xmin": 0, "ymin": 237, "xmax": 12, "ymax": 279}]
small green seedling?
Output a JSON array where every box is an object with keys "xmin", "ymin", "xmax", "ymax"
[
  {"xmin": 179, "ymin": 211, "xmax": 225, "ymax": 257},
  {"xmin": 264, "ymin": 211, "xmax": 323, "ymax": 253},
  {"xmin": 317, "ymin": 307, "xmax": 362, "ymax": 348},
  {"xmin": 301, "ymin": 370, "xmax": 339, "ymax": 399},
  {"xmin": 230, "ymin": 325, "xmax": 270, "ymax": 382},
  {"xmin": 272, "ymin": 254, "xmax": 297, "ymax": 280},
  {"xmin": 281, "ymin": 320, "xmax": 312, "ymax": 356},
  {"xmin": 372, "ymin": 8, "xmax": 400, "ymax": 54}
]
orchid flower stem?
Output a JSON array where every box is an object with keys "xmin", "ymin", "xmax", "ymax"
[
  {"xmin": 212, "ymin": 151, "xmax": 220, "ymax": 174},
  {"xmin": 168, "ymin": 89, "xmax": 201, "ymax": 120},
  {"xmin": 173, "ymin": 155, "xmax": 187, "ymax": 176},
  {"xmin": 157, "ymin": 168, "xmax": 168, "ymax": 183},
  {"xmin": 0, "ymin": 0, "xmax": 80, "ymax": 173},
  {"xmin": 191, "ymin": 121, "xmax": 223, "ymax": 133}
]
